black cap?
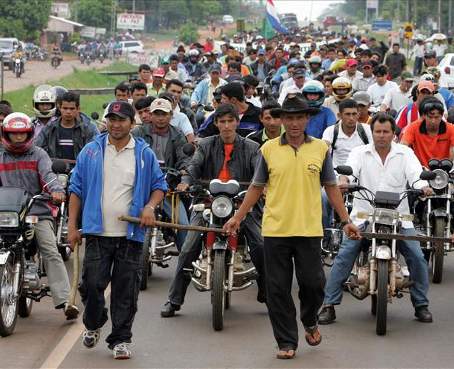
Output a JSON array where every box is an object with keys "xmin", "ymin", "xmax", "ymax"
[
  {"xmin": 270, "ymin": 95, "xmax": 320, "ymax": 117},
  {"xmin": 105, "ymin": 101, "xmax": 135, "ymax": 121}
]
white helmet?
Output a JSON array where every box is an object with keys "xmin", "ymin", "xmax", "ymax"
[
  {"xmin": 33, "ymin": 84, "xmax": 56, "ymax": 118},
  {"xmin": 188, "ymin": 49, "xmax": 199, "ymax": 57}
]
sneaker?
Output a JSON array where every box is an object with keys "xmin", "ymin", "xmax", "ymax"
[
  {"xmin": 160, "ymin": 301, "xmax": 180, "ymax": 317},
  {"xmin": 318, "ymin": 305, "xmax": 336, "ymax": 325},
  {"xmin": 113, "ymin": 342, "xmax": 131, "ymax": 360},
  {"xmin": 64, "ymin": 303, "xmax": 79, "ymax": 320},
  {"xmin": 82, "ymin": 328, "xmax": 101, "ymax": 349}
]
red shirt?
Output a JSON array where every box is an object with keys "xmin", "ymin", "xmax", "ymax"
[{"xmin": 218, "ymin": 144, "xmax": 234, "ymax": 182}]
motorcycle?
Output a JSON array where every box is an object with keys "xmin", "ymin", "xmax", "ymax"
[
  {"xmin": 187, "ymin": 179, "xmax": 257, "ymax": 331},
  {"xmin": 417, "ymin": 159, "xmax": 454, "ymax": 283},
  {"xmin": 98, "ymin": 50, "xmax": 105, "ymax": 63},
  {"xmin": 79, "ymin": 51, "xmax": 85, "ymax": 64},
  {"xmin": 336, "ymin": 165, "xmax": 433, "ymax": 336},
  {"xmin": 0, "ymin": 186, "xmax": 57, "ymax": 336},
  {"xmin": 51, "ymin": 55, "xmax": 61, "ymax": 69},
  {"xmin": 14, "ymin": 58, "xmax": 22, "ymax": 78}
]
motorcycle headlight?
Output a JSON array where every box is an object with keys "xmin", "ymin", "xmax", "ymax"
[
  {"xmin": 57, "ymin": 174, "xmax": 68, "ymax": 188},
  {"xmin": 429, "ymin": 169, "xmax": 449, "ymax": 190},
  {"xmin": 0, "ymin": 212, "xmax": 19, "ymax": 228},
  {"xmin": 211, "ymin": 196, "xmax": 233, "ymax": 218},
  {"xmin": 374, "ymin": 209, "xmax": 399, "ymax": 226}
]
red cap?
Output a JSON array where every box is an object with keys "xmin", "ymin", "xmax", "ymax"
[
  {"xmin": 417, "ymin": 80, "xmax": 435, "ymax": 92},
  {"xmin": 153, "ymin": 67, "xmax": 166, "ymax": 77},
  {"xmin": 346, "ymin": 59, "xmax": 358, "ymax": 67}
]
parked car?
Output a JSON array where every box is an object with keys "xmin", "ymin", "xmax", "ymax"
[
  {"xmin": 0, "ymin": 38, "xmax": 20, "ymax": 70},
  {"xmin": 438, "ymin": 53, "xmax": 454, "ymax": 89},
  {"xmin": 222, "ymin": 15, "xmax": 234, "ymax": 24},
  {"xmin": 119, "ymin": 40, "xmax": 144, "ymax": 54}
]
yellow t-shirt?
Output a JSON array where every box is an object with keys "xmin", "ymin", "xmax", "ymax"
[{"xmin": 254, "ymin": 135, "xmax": 335, "ymax": 237}]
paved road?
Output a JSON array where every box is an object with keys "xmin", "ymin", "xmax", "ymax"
[{"xmin": 2, "ymin": 250, "xmax": 454, "ymax": 368}]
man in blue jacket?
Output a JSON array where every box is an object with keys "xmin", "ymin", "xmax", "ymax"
[{"xmin": 68, "ymin": 101, "xmax": 167, "ymax": 360}]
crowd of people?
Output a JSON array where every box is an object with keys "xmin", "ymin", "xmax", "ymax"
[{"xmin": 1, "ymin": 28, "xmax": 454, "ymax": 361}]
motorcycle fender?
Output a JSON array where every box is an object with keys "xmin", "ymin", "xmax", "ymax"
[
  {"xmin": 375, "ymin": 245, "xmax": 391, "ymax": 260},
  {"xmin": 430, "ymin": 208, "xmax": 448, "ymax": 219},
  {"xmin": 0, "ymin": 251, "xmax": 11, "ymax": 265},
  {"xmin": 213, "ymin": 240, "xmax": 228, "ymax": 251}
]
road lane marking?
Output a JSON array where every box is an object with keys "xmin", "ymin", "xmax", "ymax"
[{"xmin": 39, "ymin": 285, "xmax": 111, "ymax": 369}]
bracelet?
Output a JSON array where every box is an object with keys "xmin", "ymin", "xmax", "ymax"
[{"xmin": 145, "ymin": 205, "xmax": 155, "ymax": 211}]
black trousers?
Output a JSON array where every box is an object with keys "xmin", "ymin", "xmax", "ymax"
[
  {"xmin": 79, "ymin": 236, "xmax": 142, "ymax": 349},
  {"xmin": 263, "ymin": 237, "xmax": 325, "ymax": 350}
]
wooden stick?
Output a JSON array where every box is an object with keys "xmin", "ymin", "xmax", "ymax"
[
  {"xmin": 119, "ymin": 215, "xmax": 225, "ymax": 233},
  {"xmin": 361, "ymin": 232, "xmax": 452, "ymax": 243},
  {"xmin": 68, "ymin": 242, "xmax": 80, "ymax": 306}
]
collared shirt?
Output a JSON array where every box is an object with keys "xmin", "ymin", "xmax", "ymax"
[
  {"xmin": 252, "ymin": 134, "xmax": 336, "ymax": 237},
  {"xmin": 352, "ymin": 75, "xmax": 376, "ymax": 92},
  {"xmin": 381, "ymin": 86, "xmax": 412, "ymax": 112},
  {"xmin": 101, "ymin": 136, "xmax": 136, "ymax": 236},
  {"xmin": 322, "ymin": 122, "xmax": 373, "ymax": 167},
  {"xmin": 401, "ymin": 119, "xmax": 454, "ymax": 167},
  {"xmin": 367, "ymin": 81, "xmax": 399, "ymax": 106},
  {"xmin": 346, "ymin": 142, "xmax": 426, "ymax": 228},
  {"xmin": 339, "ymin": 70, "xmax": 363, "ymax": 82}
]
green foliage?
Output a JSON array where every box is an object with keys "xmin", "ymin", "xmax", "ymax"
[
  {"xmin": 0, "ymin": 0, "xmax": 52, "ymax": 42},
  {"xmin": 160, "ymin": 0, "xmax": 189, "ymax": 28},
  {"xmin": 71, "ymin": 0, "xmax": 114, "ymax": 29},
  {"xmin": 178, "ymin": 22, "xmax": 200, "ymax": 45}
]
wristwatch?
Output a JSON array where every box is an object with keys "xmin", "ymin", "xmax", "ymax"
[{"xmin": 339, "ymin": 219, "xmax": 352, "ymax": 228}]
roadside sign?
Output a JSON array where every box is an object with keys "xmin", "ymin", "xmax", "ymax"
[{"xmin": 117, "ymin": 13, "xmax": 145, "ymax": 30}]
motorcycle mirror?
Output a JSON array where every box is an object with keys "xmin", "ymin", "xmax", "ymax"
[
  {"xmin": 335, "ymin": 165, "xmax": 353, "ymax": 176},
  {"xmin": 91, "ymin": 112, "xmax": 100, "ymax": 120},
  {"xmin": 419, "ymin": 170, "xmax": 437, "ymax": 181},
  {"xmin": 182, "ymin": 143, "xmax": 195, "ymax": 157},
  {"xmin": 102, "ymin": 102, "xmax": 109, "ymax": 109},
  {"xmin": 440, "ymin": 159, "xmax": 453, "ymax": 172},
  {"xmin": 52, "ymin": 160, "xmax": 69, "ymax": 174}
]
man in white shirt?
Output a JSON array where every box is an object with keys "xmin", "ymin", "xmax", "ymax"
[
  {"xmin": 380, "ymin": 71, "xmax": 414, "ymax": 112},
  {"xmin": 367, "ymin": 64, "xmax": 398, "ymax": 107},
  {"xmin": 339, "ymin": 59, "xmax": 363, "ymax": 82},
  {"xmin": 319, "ymin": 112, "xmax": 433, "ymax": 325},
  {"xmin": 412, "ymin": 39, "xmax": 425, "ymax": 76},
  {"xmin": 158, "ymin": 92, "xmax": 195, "ymax": 143},
  {"xmin": 278, "ymin": 67, "xmax": 306, "ymax": 105}
]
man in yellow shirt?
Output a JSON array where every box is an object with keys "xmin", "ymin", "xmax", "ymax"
[{"xmin": 224, "ymin": 96, "xmax": 360, "ymax": 360}]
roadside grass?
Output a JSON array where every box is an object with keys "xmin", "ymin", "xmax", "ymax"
[{"xmin": 4, "ymin": 62, "xmax": 136, "ymax": 117}]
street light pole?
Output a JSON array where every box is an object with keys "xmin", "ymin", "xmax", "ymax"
[{"xmin": 438, "ymin": 0, "xmax": 442, "ymax": 32}]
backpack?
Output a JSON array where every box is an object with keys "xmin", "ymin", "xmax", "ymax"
[{"xmin": 331, "ymin": 121, "xmax": 369, "ymax": 157}]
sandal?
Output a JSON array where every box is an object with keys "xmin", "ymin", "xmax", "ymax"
[
  {"xmin": 305, "ymin": 326, "xmax": 322, "ymax": 346},
  {"xmin": 276, "ymin": 348, "xmax": 296, "ymax": 360}
]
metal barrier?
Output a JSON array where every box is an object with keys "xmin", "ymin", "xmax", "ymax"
[{"xmin": 68, "ymin": 87, "xmax": 114, "ymax": 95}]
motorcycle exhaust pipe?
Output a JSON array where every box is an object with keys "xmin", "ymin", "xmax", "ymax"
[{"xmin": 390, "ymin": 259, "xmax": 397, "ymax": 295}]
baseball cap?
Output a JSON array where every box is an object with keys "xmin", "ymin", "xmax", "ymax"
[
  {"xmin": 401, "ymin": 71, "xmax": 414, "ymax": 81},
  {"xmin": 209, "ymin": 64, "xmax": 222, "ymax": 73},
  {"xmin": 346, "ymin": 59, "xmax": 358, "ymax": 67},
  {"xmin": 153, "ymin": 67, "xmax": 166, "ymax": 78},
  {"xmin": 257, "ymin": 49, "xmax": 265, "ymax": 56},
  {"xmin": 352, "ymin": 91, "xmax": 371, "ymax": 106},
  {"xmin": 149, "ymin": 98, "xmax": 172, "ymax": 113},
  {"xmin": 417, "ymin": 80, "xmax": 435, "ymax": 92},
  {"xmin": 105, "ymin": 101, "xmax": 135, "ymax": 121}
]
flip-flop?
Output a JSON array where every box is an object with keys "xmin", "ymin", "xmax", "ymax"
[
  {"xmin": 305, "ymin": 326, "xmax": 322, "ymax": 346},
  {"xmin": 276, "ymin": 348, "xmax": 296, "ymax": 359}
]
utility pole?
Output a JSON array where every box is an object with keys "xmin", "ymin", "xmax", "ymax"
[
  {"xmin": 413, "ymin": 0, "xmax": 417, "ymax": 26},
  {"xmin": 406, "ymin": 0, "xmax": 410, "ymax": 22},
  {"xmin": 438, "ymin": 0, "xmax": 442, "ymax": 32},
  {"xmin": 132, "ymin": 0, "xmax": 136, "ymax": 13},
  {"xmin": 450, "ymin": 0, "xmax": 453, "ymax": 33},
  {"xmin": 365, "ymin": 2, "xmax": 368, "ymax": 25},
  {"xmin": 397, "ymin": 0, "xmax": 400, "ymax": 24}
]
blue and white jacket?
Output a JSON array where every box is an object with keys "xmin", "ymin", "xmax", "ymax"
[{"xmin": 69, "ymin": 133, "xmax": 168, "ymax": 243}]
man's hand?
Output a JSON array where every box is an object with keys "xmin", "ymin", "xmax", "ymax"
[
  {"xmin": 337, "ymin": 177, "xmax": 350, "ymax": 194},
  {"xmin": 421, "ymin": 186, "xmax": 434, "ymax": 197},
  {"xmin": 344, "ymin": 222, "xmax": 361, "ymax": 240},
  {"xmin": 67, "ymin": 225, "xmax": 81, "ymax": 251},
  {"xmin": 140, "ymin": 206, "xmax": 156, "ymax": 228},
  {"xmin": 223, "ymin": 215, "xmax": 242, "ymax": 235},
  {"xmin": 51, "ymin": 192, "xmax": 65, "ymax": 203},
  {"xmin": 176, "ymin": 183, "xmax": 190, "ymax": 192}
]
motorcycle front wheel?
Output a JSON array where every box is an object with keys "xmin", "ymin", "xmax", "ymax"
[
  {"xmin": 212, "ymin": 249, "xmax": 226, "ymax": 331},
  {"xmin": 140, "ymin": 228, "xmax": 152, "ymax": 291},
  {"xmin": 431, "ymin": 218, "xmax": 445, "ymax": 284},
  {"xmin": 0, "ymin": 256, "xmax": 19, "ymax": 336},
  {"xmin": 376, "ymin": 259, "xmax": 388, "ymax": 336}
]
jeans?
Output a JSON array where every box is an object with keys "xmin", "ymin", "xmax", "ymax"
[
  {"xmin": 324, "ymin": 227, "xmax": 429, "ymax": 308},
  {"xmin": 414, "ymin": 56, "xmax": 423, "ymax": 76},
  {"xmin": 34, "ymin": 219, "xmax": 70, "ymax": 307},
  {"xmin": 264, "ymin": 237, "xmax": 325, "ymax": 350},
  {"xmin": 79, "ymin": 236, "xmax": 142, "ymax": 349},
  {"xmin": 168, "ymin": 209, "xmax": 265, "ymax": 306},
  {"xmin": 162, "ymin": 198, "xmax": 189, "ymax": 251},
  {"xmin": 321, "ymin": 190, "xmax": 333, "ymax": 229}
]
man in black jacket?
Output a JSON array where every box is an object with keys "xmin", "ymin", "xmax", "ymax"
[
  {"xmin": 161, "ymin": 103, "xmax": 266, "ymax": 317},
  {"xmin": 247, "ymin": 100, "xmax": 283, "ymax": 146},
  {"xmin": 250, "ymin": 49, "xmax": 273, "ymax": 82}
]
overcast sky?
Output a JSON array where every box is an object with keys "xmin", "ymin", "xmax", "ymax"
[{"xmin": 273, "ymin": 0, "xmax": 344, "ymax": 21}]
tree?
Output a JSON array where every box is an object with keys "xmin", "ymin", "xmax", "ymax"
[
  {"xmin": 0, "ymin": 0, "xmax": 52, "ymax": 41},
  {"xmin": 160, "ymin": 0, "xmax": 189, "ymax": 28},
  {"xmin": 71, "ymin": 0, "xmax": 113, "ymax": 29}
]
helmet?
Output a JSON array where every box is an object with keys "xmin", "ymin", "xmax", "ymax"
[
  {"xmin": 188, "ymin": 49, "xmax": 199, "ymax": 57},
  {"xmin": 1, "ymin": 113, "xmax": 34, "ymax": 154},
  {"xmin": 425, "ymin": 67, "xmax": 441, "ymax": 81},
  {"xmin": 332, "ymin": 77, "xmax": 353, "ymax": 102},
  {"xmin": 420, "ymin": 73, "xmax": 436, "ymax": 83},
  {"xmin": 308, "ymin": 55, "xmax": 322, "ymax": 65},
  {"xmin": 33, "ymin": 85, "xmax": 56, "ymax": 118},
  {"xmin": 302, "ymin": 80, "xmax": 325, "ymax": 108}
]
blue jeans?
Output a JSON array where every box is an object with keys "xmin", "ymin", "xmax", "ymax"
[
  {"xmin": 162, "ymin": 198, "xmax": 189, "ymax": 251},
  {"xmin": 324, "ymin": 227, "xmax": 429, "ymax": 308},
  {"xmin": 322, "ymin": 190, "xmax": 333, "ymax": 229}
]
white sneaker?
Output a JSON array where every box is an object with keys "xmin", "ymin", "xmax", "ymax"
[
  {"xmin": 82, "ymin": 328, "xmax": 101, "ymax": 349},
  {"xmin": 113, "ymin": 342, "xmax": 131, "ymax": 360}
]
